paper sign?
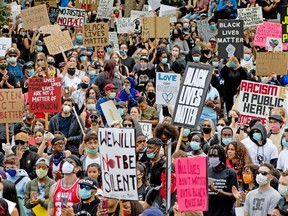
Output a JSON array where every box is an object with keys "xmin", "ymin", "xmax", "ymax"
[
  {"xmin": 34, "ymin": 0, "xmax": 57, "ymax": 7},
  {"xmin": 256, "ymin": 52, "xmax": 288, "ymax": 76},
  {"xmin": 196, "ymin": 19, "xmax": 210, "ymax": 38},
  {"xmin": 98, "ymin": 128, "xmax": 138, "ymax": 200},
  {"xmin": 3, "ymin": 199, "xmax": 16, "ymax": 214},
  {"xmin": 155, "ymin": 17, "xmax": 170, "ymax": 38},
  {"xmin": 172, "ymin": 63, "xmax": 213, "ymax": 129},
  {"xmin": 0, "ymin": 89, "xmax": 24, "ymax": 123},
  {"xmin": 28, "ymin": 78, "xmax": 62, "ymax": 113},
  {"xmin": 130, "ymin": 10, "xmax": 153, "ymax": 32},
  {"xmin": 44, "ymin": 30, "xmax": 74, "ymax": 55},
  {"xmin": 48, "ymin": 7, "xmax": 60, "ymax": 24},
  {"xmin": 0, "ymin": 38, "xmax": 12, "ymax": 56},
  {"xmin": 21, "ymin": 4, "xmax": 50, "ymax": 29},
  {"xmin": 159, "ymin": 4, "xmax": 177, "ymax": 23},
  {"xmin": 116, "ymin": 18, "xmax": 136, "ymax": 34},
  {"xmin": 148, "ymin": 0, "xmax": 161, "ymax": 11},
  {"xmin": 109, "ymin": 32, "xmax": 119, "ymax": 52},
  {"xmin": 141, "ymin": 16, "xmax": 169, "ymax": 38},
  {"xmin": 83, "ymin": 22, "xmax": 109, "ymax": 47},
  {"xmin": 39, "ymin": 24, "xmax": 61, "ymax": 35},
  {"xmin": 175, "ymin": 157, "xmax": 208, "ymax": 212},
  {"xmin": 100, "ymin": 100, "xmax": 122, "ymax": 126},
  {"xmin": 218, "ymin": 20, "xmax": 244, "ymax": 58},
  {"xmin": 237, "ymin": 7, "xmax": 263, "ymax": 28},
  {"xmin": 10, "ymin": 5, "xmax": 21, "ymax": 18},
  {"xmin": 266, "ymin": 37, "xmax": 282, "ymax": 51},
  {"xmin": 254, "ymin": 22, "xmax": 282, "ymax": 47},
  {"xmin": 139, "ymin": 122, "xmax": 153, "ymax": 140},
  {"xmin": 282, "ymin": 6, "xmax": 288, "ymax": 43},
  {"xmin": 32, "ymin": 203, "xmax": 48, "ymax": 216},
  {"xmin": 238, "ymin": 80, "xmax": 288, "ymax": 124},
  {"xmin": 96, "ymin": 0, "xmax": 114, "ymax": 19},
  {"xmin": 57, "ymin": 7, "xmax": 85, "ymax": 28},
  {"xmin": 75, "ymin": 0, "xmax": 98, "ymax": 11},
  {"xmin": 156, "ymin": 72, "xmax": 180, "ymax": 105}
]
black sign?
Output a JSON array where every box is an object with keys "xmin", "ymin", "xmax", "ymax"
[
  {"xmin": 172, "ymin": 63, "xmax": 213, "ymax": 129},
  {"xmin": 218, "ymin": 20, "xmax": 244, "ymax": 58},
  {"xmin": 49, "ymin": 7, "xmax": 59, "ymax": 24},
  {"xmin": 282, "ymin": 6, "xmax": 288, "ymax": 43}
]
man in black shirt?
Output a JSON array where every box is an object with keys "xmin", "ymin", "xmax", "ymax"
[
  {"xmin": 120, "ymin": 43, "xmax": 135, "ymax": 73},
  {"xmin": 0, "ymin": 56, "xmax": 17, "ymax": 89}
]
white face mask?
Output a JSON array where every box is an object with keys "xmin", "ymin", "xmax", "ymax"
[
  {"xmin": 278, "ymin": 184, "xmax": 288, "ymax": 196},
  {"xmin": 63, "ymin": 105, "xmax": 71, "ymax": 113},
  {"xmin": 62, "ymin": 161, "xmax": 75, "ymax": 174},
  {"xmin": 256, "ymin": 173, "xmax": 268, "ymax": 186}
]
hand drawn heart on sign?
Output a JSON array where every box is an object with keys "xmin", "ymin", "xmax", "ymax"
[{"xmin": 162, "ymin": 93, "xmax": 173, "ymax": 104}]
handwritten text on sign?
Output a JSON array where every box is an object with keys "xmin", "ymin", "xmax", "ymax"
[
  {"xmin": 254, "ymin": 22, "xmax": 282, "ymax": 47},
  {"xmin": 98, "ymin": 128, "xmax": 138, "ymax": 200},
  {"xmin": 83, "ymin": 22, "xmax": 109, "ymax": 47},
  {"xmin": 75, "ymin": 0, "xmax": 98, "ymax": 11},
  {"xmin": 57, "ymin": 7, "xmax": 85, "ymax": 28},
  {"xmin": 44, "ymin": 30, "xmax": 74, "ymax": 55},
  {"xmin": 237, "ymin": 7, "xmax": 263, "ymax": 28},
  {"xmin": 28, "ymin": 78, "xmax": 62, "ymax": 113},
  {"xmin": 21, "ymin": 4, "xmax": 50, "ymax": 29},
  {"xmin": 175, "ymin": 157, "xmax": 208, "ymax": 212}
]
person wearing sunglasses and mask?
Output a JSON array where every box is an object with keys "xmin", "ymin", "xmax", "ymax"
[
  {"xmin": 6, "ymin": 48, "xmax": 23, "ymax": 87},
  {"xmin": 243, "ymin": 163, "xmax": 281, "ymax": 216}
]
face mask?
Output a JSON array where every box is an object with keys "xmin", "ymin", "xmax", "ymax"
[
  {"xmin": 120, "ymin": 49, "xmax": 127, "ymax": 56},
  {"xmin": 109, "ymin": 92, "xmax": 116, "ymax": 99},
  {"xmin": 62, "ymin": 161, "xmax": 75, "ymax": 174},
  {"xmin": 161, "ymin": 58, "xmax": 168, "ymax": 64},
  {"xmin": 271, "ymin": 124, "xmax": 280, "ymax": 133},
  {"xmin": 6, "ymin": 169, "xmax": 17, "ymax": 177},
  {"xmin": 209, "ymin": 157, "xmax": 221, "ymax": 168},
  {"xmin": 2, "ymin": 28, "xmax": 9, "ymax": 34},
  {"xmin": 87, "ymin": 104, "xmax": 96, "ymax": 111},
  {"xmin": 183, "ymin": 129, "xmax": 190, "ymax": 137},
  {"xmin": 80, "ymin": 56, "xmax": 87, "ymax": 62},
  {"xmin": 183, "ymin": 23, "xmax": 189, "ymax": 29},
  {"xmin": 190, "ymin": 141, "xmax": 201, "ymax": 151},
  {"xmin": 146, "ymin": 151, "xmax": 156, "ymax": 159},
  {"xmin": 278, "ymin": 184, "xmax": 288, "ymax": 196},
  {"xmin": 86, "ymin": 147, "xmax": 98, "ymax": 154},
  {"xmin": 106, "ymin": 47, "xmax": 112, "ymax": 53},
  {"xmin": 147, "ymin": 92, "xmax": 155, "ymax": 99},
  {"xmin": 36, "ymin": 169, "xmax": 48, "ymax": 179},
  {"xmin": 76, "ymin": 35, "xmax": 83, "ymax": 41},
  {"xmin": 140, "ymin": 63, "xmax": 147, "ymax": 69},
  {"xmin": 256, "ymin": 173, "xmax": 268, "ymax": 185},
  {"xmin": 191, "ymin": 27, "xmax": 196, "ymax": 32},
  {"xmin": 0, "ymin": 64, "xmax": 7, "ymax": 69},
  {"xmin": 9, "ymin": 57, "xmax": 17, "ymax": 64},
  {"xmin": 173, "ymin": 33, "xmax": 180, "ymax": 38},
  {"xmin": 193, "ymin": 56, "xmax": 200, "ymax": 62},
  {"xmin": 88, "ymin": 70, "xmax": 96, "ymax": 77},
  {"xmin": 230, "ymin": 61, "xmax": 236, "ymax": 68},
  {"xmin": 80, "ymin": 82, "xmax": 89, "ymax": 89},
  {"xmin": 202, "ymin": 50, "xmax": 210, "ymax": 55},
  {"xmin": 63, "ymin": 105, "xmax": 71, "ymax": 113},
  {"xmin": 253, "ymin": 132, "xmax": 262, "ymax": 141},
  {"xmin": 47, "ymin": 61, "xmax": 55, "ymax": 66},
  {"xmin": 210, "ymin": 24, "xmax": 216, "ymax": 30},
  {"xmin": 172, "ymin": 51, "xmax": 179, "ymax": 57},
  {"xmin": 282, "ymin": 138, "xmax": 288, "ymax": 148},
  {"xmin": 37, "ymin": 46, "xmax": 43, "ymax": 52},
  {"xmin": 34, "ymin": 125, "xmax": 44, "ymax": 131},
  {"xmin": 97, "ymin": 53, "xmax": 104, "ymax": 58},
  {"xmin": 227, "ymin": 116, "xmax": 238, "ymax": 124},
  {"xmin": 222, "ymin": 137, "xmax": 233, "ymax": 146},
  {"xmin": 79, "ymin": 188, "xmax": 92, "ymax": 200},
  {"xmin": 28, "ymin": 69, "xmax": 34, "ymax": 76},
  {"xmin": 118, "ymin": 108, "xmax": 124, "ymax": 116},
  {"xmin": 243, "ymin": 173, "xmax": 253, "ymax": 184},
  {"xmin": 203, "ymin": 127, "xmax": 212, "ymax": 134},
  {"xmin": 20, "ymin": 32, "xmax": 25, "ymax": 36},
  {"xmin": 67, "ymin": 68, "xmax": 76, "ymax": 76},
  {"xmin": 244, "ymin": 54, "xmax": 251, "ymax": 61},
  {"xmin": 212, "ymin": 61, "xmax": 219, "ymax": 67}
]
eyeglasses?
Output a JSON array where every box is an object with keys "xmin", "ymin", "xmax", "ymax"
[
  {"xmin": 124, "ymin": 124, "xmax": 133, "ymax": 127},
  {"xmin": 80, "ymin": 184, "xmax": 91, "ymax": 190},
  {"xmin": 202, "ymin": 124, "xmax": 211, "ymax": 128},
  {"xmin": 37, "ymin": 59, "xmax": 44, "ymax": 62},
  {"xmin": 217, "ymin": 124, "xmax": 225, "ymax": 127},
  {"xmin": 53, "ymin": 142, "xmax": 65, "ymax": 147},
  {"xmin": 10, "ymin": 55, "xmax": 17, "ymax": 57},
  {"xmin": 257, "ymin": 170, "xmax": 269, "ymax": 176},
  {"xmin": 15, "ymin": 140, "xmax": 26, "ymax": 145}
]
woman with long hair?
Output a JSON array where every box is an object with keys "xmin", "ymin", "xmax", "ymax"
[
  {"xmin": 92, "ymin": 47, "xmax": 106, "ymax": 65},
  {"xmin": 35, "ymin": 52, "xmax": 50, "ymax": 78},
  {"xmin": 1, "ymin": 180, "xmax": 21, "ymax": 215},
  {"xmin": 110, "ymin": 51, "xmax": 129, "ymax": 77}
]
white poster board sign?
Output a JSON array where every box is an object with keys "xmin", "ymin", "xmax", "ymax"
[
  {"xmin": 139, "ymin": 122, "xmax": 153, "ymax": 140},
  {"xmin": 109, "ymin": 32, "xmax": 119, "ymax": 52},
  {"xmin": 0, "ymin": 38, "xmax": 12, "ymax": 56},
  {"xmin": 159, "ymin": 4, "xmax": 177, "ymax": 23},
  {"xmin": 100, "ymin": 100, "xmax": 122, "ymax": 126},
  {"xmin": 96, "ymin": 0, "xmax": 114, "ymax": 19}
]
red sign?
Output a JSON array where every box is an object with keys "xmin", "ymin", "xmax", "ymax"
[{"xmin": 28, "ymin": 78, "xmax": 62, "ymax": 113}]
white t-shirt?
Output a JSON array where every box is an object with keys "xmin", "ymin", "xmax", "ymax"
[
  {"xmin": 71, "ymin": 89, "xmax": 86, "ymax": 110},
  {"xmin": 60, "ymin": 74, "xmax": 81, "ymax": 89},
  {"xmin": 85, "ymin": 156, "xmax": 101, "ymax": 170},
  {"xmin": 277, "ymin": 148, "xmax": 288, "ymax": 171}
]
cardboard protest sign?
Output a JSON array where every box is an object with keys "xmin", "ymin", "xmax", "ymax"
[
  {"xmin": 218, "ymin": 20, "xmax": 244, "ymax": 58},
  {"xmin": 57, "ymin": 7, "xmax": 85, "ymax": 28},
  {"xmin": 34, "ymin": 0, "xmax": 57, "ymax": 7},
  {"xmin": 238, "ymin": 80, "xmax": 288, "ymax": 123},
  {"xmin": 28, "ymin": 78, "xmax": 62, "ymax": 113},
  {"xmin": 282, "ymin": 6, "xmax": 288, "ymax": 43},
  {"xmin": 159, "ymin": 4, "xmax": 177, "ymax": 23},
  {"xmin": 266, "ymin": 37, "xmax": 282, "ymax": 51},
  {"xmin": 237, "ymin": 7, "xmax": 263, "ymax": 28},
  {"xmin": 21, "ymin": 4, "xmax": 50, "ymax": 29},
  {"xmin": 196, "ymin": 19, "xmax": 210, "ymax": 38},
  {"xmin": 141, "ymin": 16, "xmax": 170, "ymax": 38},
  {"xmin": 0, "ymin": 38, "xmax": 12, "ymax": 56},
  {"xmin": 48, "ymin": 7, "xmax": 60, "ymax": 24},
  {"xmin": 116, "ymin": 18, "xmax": 136, "ymax": 34},
  {"xmin": 98, "ymin": 128, "xmax": 138, "ymax": 200},
  {"xmin": 156, "ymin": 72, "xmax": 180, "ymax": 105},
  {"xmin": 44, "ymin": 30, "xmax": 74, "ymax": 55},
  {"xmin": 142, "ymin": 17, "xmax": 156, "ymax": 38},
  {"xmin": 172, "ymin": 63, "xmax": 213, "ymax": 128},
  {"xmin": 75, "ymin": 0, "xmax": 98, "ymax": 11},
  {"xmin": 100, "ymin": 100, "xmax": 122, "ymax": 126},
  {"xmin": 175, "ymin": 157, "xmax": 208, "ymax": 212},
  {"xmin": 130, "ymin": 10, "xmax": 154, "ymax": 32},
  {"xmin": 139, "ymin": 122, "xmax": 153, "ymax": 140},
  {"xmin": 39, "ymin": 25, "xmax": 61, "ymax": 35},
  {"xmin": 0, "ymin": 89, "xmax": 24, "ymax": 123},
  {"xmin": 83, "ymin": 22, "xmax": 109, "ymax": 47},
  {"xmin": 256, "ymin": 52, "xmax": 288, "ymax": 76},
  {"xmin": 109, "ymin": 32, "xmax": 119, "ymax": 52},
  {"xmin": 254, "ymin": 22, "xmax": 282, "ymax": 47},
  {"xmin": 96, "ymin": 0, "xmax": 114, "ymax": 19}
]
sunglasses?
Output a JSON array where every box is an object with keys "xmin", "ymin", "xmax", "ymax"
[
  {"xmin": 80, "ymin": 184, "xmax": 91, "ymax": 190},
  {"xmin": 15, "ymin": 140, "xmax": 25, "ymax": 145},
  {"xmin": 124, "ymin": 124, "xmax": 133, "ymax": 127},
  {"xmin": 257, "ymin": 170, "xmax": 269, "ymax": 176}
]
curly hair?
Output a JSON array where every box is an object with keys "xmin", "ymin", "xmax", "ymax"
[
  {"xmin": 154, "ymin": 123, "xmax": 179, "ymax": 141},
  {"xmin": 242, "ymin": 164, "xmax": 259, "ymax": 191},
  {"xmin": 226, "ymin": 141, "xmax": 252, "ymax": 171}
]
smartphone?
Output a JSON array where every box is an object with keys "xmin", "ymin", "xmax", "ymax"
[
  {"xmin": 61, "ymin": 196, "xmax": 68, "ymax": 209},
  {"xmin": 101, "ymin": 200, "xmax": 108, "ymax": 209}
]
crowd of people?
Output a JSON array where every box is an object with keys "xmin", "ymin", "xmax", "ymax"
[{"xmin": 0, "ymin": 0, "xmax": 288, "ymax": 215}]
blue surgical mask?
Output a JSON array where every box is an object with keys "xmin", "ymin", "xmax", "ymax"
[
  {"xmin": 212, "ymin": 61, "xmax": 219, "ymax": 67},
  {"xmin": 106, "ymin": 47, "xmax": 112, "ymax": 53},
  {"xmin": 118, "ymin": 108, "xmax": 124, "ymax": 116},
  {"xmin": 34, "ymin": 125, "xmax": 44, "ymax": 131},
  {"xmin": 282, "ymin": 138, "xmax": 288, "ymax": 148},
  {"xmin": 244, "ymin": 54, "xmax": 251, "ymax": 61},
  {"xmin": 222, "ymin": 137, "xmax": 233, "ymax": 146},
  {"xmin": 76, "ymin": 35, "xmax": 83, "ymax": 41},
  {"xmin": 210, "ymin": 24, "xmax": 216, "ymax": 30},
  {"xmin": 86, "ymin": 147, "xmax": 98, "ymax": 154},
  {"xmin": 253, "ymin": 132, "xmax": 262, "ymax": 141},
  {"xmin": 87, "ymin": 104, "xmax": 96, "ymax": 111},
  {"xmin": 6, "ymin": 169, "xmax": 17, "ymax": 177},
  {"xmin": 80, "ymin": 56, "xmax": 87, "ymax": 62},
  {"xmin": 193, "ymin": 56, "xmax": 200, "ymax": 62},
  {"xmin": 183, "ymin": 129, "xmax": 190, "ymax": 137},
  {"xmin": 120, "ymin": 49, "xmax": 127, "ymax": 56},
  {"xmin": 89, "ymin": 70, "xmax": 96, "ymax": 76},
  {"xmin": 146, "ymin": 152, "xmax": 156, "ymax": 159},
  {"xmin": 79, "ymin": 188, "xmax": 92, "ymax": 200},
  {"xmin": 37, "ymin": 46, "xmax": 43, "ymax": 52},
  {"xmin": 190, "ymin": 141, "xmax": 201, "ymax": 151},
  {"xmin": 161, "ymin": 58, "xmax": 168, "ymax": 64},
  {"xmin": 230, "ymin": 61, "xmax": 236, "ymax": 68},
  {"xmin": 109, "ymin": 92, "xmax": 116, "ymax": 99},
  {"xmin": 209, "ymin": 157, "xmax": 221, "ymax": 168},
  {"xmin": 28, "ymin": 69, "xmax": 34, "ymax": 76}
]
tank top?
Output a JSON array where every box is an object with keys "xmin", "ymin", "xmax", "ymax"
[{"xmin": 53, "ymin": 178, "xmax": 80, "ymax": 216}]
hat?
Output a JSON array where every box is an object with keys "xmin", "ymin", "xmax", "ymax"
[
  {"xmin": 26, "ymin": 112, "xmax": 34, "ymax": 119},
  {"xmin": 90, "ymin": 110, "xmax": 101, "ymax": 118},
  {"xmin": 36, "ymin": 40, "xmax": 44, "ymax": 46},
  {"xmin": 139, "ymin": 207, "xmax": 163, "ymax": 216},
  {"xmin": 23, "ymin": 61, "xmax": 34, "ymax": 72},
  {"xmin": 79, "ymin": 177, "xmax": 98, "ymax": 190},
  {"xmin": 147, "ymin": 137, "xmax": 163, "ymax": 146},
  {"xmin": 200, "ymin": 13, "xmax": 207, "ymax": 17},
  {"xmin": 192, "ymin": 48, "xmax": 201, "ymax": 55},
  {"xmin": 140, "ymin": 55, "xmax": 149, "ymax": 62},
  {"xmin": 7, "ymin": 49, "xmax": 18, "ymax": 55},
  {"xmin": 269, "ymin": 114, "xmax": 283, "ymax": 123},
  {"xmin": 209, "ymin": 37, "xmax": 217, "ymax": 42},
  {"xmin": 86, "ymin": 47, "xmax": 94, "ymax": 52},
  {"xmin": 66, "ymin": 155, "xmax": 82, "ymax": 167},
  {"xmin": 15, "ymin": 132, "xmax": 29, "ymax": 142},
  {"xmin": 92, "ymin": 61, "xmax": 102, "ymax": 68},
  {"xmin": 104, "ymin": 83, "xmax": 117, "ymax": 91},
  {"xmin": 20, "ymin": 126, "xmax": 32, "ymax": 135},
  {"xmin": 116, "ymin": 101, "xmax": 127, "ymax": 108},
  {"xmin": 208, "ymin": 17, "xmax": 217, "ymax": 24},
  {"xmin": 35, "ymin": 157, "xmax": 49, "ymax": 166},
  {"xmin": 79, "ymin": 50, "xmax": 86, "ymax": 56}
]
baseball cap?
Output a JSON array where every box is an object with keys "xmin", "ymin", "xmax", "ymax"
[
  {"xmin": 192, "ymin": 48, "xmax": 201, "ymax": 55},
  {"xmin": 15, "ymin": 132, "xmax": 29, "ymax": 142},
  {"xmin": 7, "ymin": 49, "xmax": 18, "ymax": 56},
  {"xmin": 104, "ymin": 84, "xmax": 117, "ymax": 91},
  {"xmin": 200, "ymin": 13, "xmax": 207, "ymax": 17},
  {"xmin": 139, "ymin": 207, "xmax": 163, "ymax": 216},
  {"xmin": 66, "ymin": 155, "xmax": 82, "ymax": 167},
  {"xmin": 209, "ymin": 37, "xmax": 217, "ymax": 43},
  {"xmin": 140, "ymin": 55, "xmax": 149, "ymax": 62},
  {"xmin": 36, "ymin": 40, "xmax": 44, "ymax": 46},
  {"xmin": 79, "ymin": 177, "xmax": 98, "ymax": 190},
  {"xmin": 35, "ymin": 157, "xmax": 49, "ymax": 166},
  {"xmin": 116, "ymin": 101, "xmax": 128, "ymax": 108},
  {"xmin": 269, "ymin": 114, "xmax": 283, "ymax": 123}
]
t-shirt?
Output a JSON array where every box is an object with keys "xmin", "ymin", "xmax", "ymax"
[
  {"xmin": 135, "ymin": 69, "xmax": 151, "ymax": 92},
  {"xmin": 244, "ymin": 187, "xmax": 281, "ymax": 216},
  {"xmin": 72, "ymin": 198, "xmax": 100, "ymax": 216},
  {"xmin": 59, "ymin": 114, "xmax": 72, "ymax": 137},
  {"xmin": 85, "ymin": 156, "xmax": 100, "ymax": 170},
  {"xmin": 200, "ymin": 86, "xmax": 219, "ymax": 120},
  {"xmin": 61, "ymin": 74, "xmax": 81, "ymax": 90},
  {"xmin": 277, "ymin": 148, "xmax": 288, "ymax": 171},
  {"xmin": 7, "ymin": 63, "xmax": 23, "ymax": 83},
  {"xmin": 121, "ymin": 57, "xmax": 135, "ymax": 72}
]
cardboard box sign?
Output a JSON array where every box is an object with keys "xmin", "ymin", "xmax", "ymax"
[
  {"xmin": 83, "ymin": 22, "xmax": 109, "ymax": 47},
  {"xmin": 21, "ymin": 4, "xmax": 50, "ymax": 29}
]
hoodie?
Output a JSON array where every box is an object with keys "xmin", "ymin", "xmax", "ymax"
[
  {"xmin": 249, "ymin": 123, "xmax": 267, "ymax": 146},
  {"xmin": 6, "ymin": 169, "xmax": 30, "ymax": 199}
]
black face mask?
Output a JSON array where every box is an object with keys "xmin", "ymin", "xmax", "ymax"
[
  {"xmin": 228, "ymin": 117, "xmax": 238, "ymax": 124},
  {"xmin": 67, "ymin": 68, "xmax": 76, "ymax": 76},
  {"xmin": 147, "ymin": 92, "xmax": 155, "ymax": 99},
  {"xmin": 173, "ymin": 34, "xmax": 180, "ymax": 38},
  {"xmin": 203, "ymin": 127, "xmax": 212, "ymax": 134},
  {"xmin": 2, "ymin": 28, "xmax": 9, "ymax": 34},
  {"xmin": 202, "ymin": 50, "xmax": 211, "ymax": 55}
]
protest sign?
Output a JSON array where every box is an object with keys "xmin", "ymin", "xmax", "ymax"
[
  {"xmin": 98, "ymin": 128, "xmax": 138, "ymax": 200},
  {"xmin": 130, "ymin": 10, "xmax": 154, "ymax": 32},
  {"xmin": 57, "ymin": 7, "xmax": 85, "ymax": 28},
  {"xmin": 100, "ymin": 100, "xmax": 122, "ymax": 126},
  {"xmin": 148, "ymin": 0, "xmax": 161, "ymax": 11},
  {"xmin": 142, "ymin": 17, "xmax": 156, "ymax": 38},
  {"xmin": 196, "ymin": 19, "xmax": 210, "ymax": 38},
  {"xmin": 139, "ymin": 122, "xmax": 153, "ymax": 140},
  {"xmin": 218, "ymin": 20, "xmax": 244, "ymax": 58},
  {"xmin": 75, "ymin": 0, "xmax": 98, "ymax": 11},
  {"xmin": 0, "ymin": 89, "xmax": 24, "ymax": 123},
  {"xmin": 282, "ymin": 6, "xmax": 288, "ymax": 43},
  {"xmin": 142, "ymin": 5, "xmax": 151, "ymax": 11},
  {"xmin": 44, "ymin": 30, "xmax": 74, "ymax": 55},
  {"xmin": 254, "ymin": 22, "xmax": 282, "ymax": 47},
  {"xmin": 109, "ymin": 32, "xmax": 119, "ymax": 52},
  {"xmin": 0, "ymin": 38, "xmax": 12, "ymax": 57},
  {"xmin": 156, "ymin": 72, "xmax": 180, "ymax": 105},
  {"xmin": 175, "ymin": 157, "xmax": 208, "ymax": 212},
  {"xmin": 237, "ymin": 7, "xmax": 263, "ymax": 28},
  {"xmin": 96, "ymin": 0, "xmax": 114, "ymax": 19},
  {"xmin": 48, "ymin": 7, "xmax": 60, "ymax": 24},
  {"xmin": 83, "ymin": 22, "xmax": 109, "ymax": 47},
  {"xmin": 159, "ymin": 4, "xmax": 177, "ymax": 23},
  {"xmin": 21, "ymin": 4, "xmax": 50, "ymax": 29},
  {"xmin": 266, "ymin": 37, "xmax": 282, "ymax": 51},
  {"xmin": 10, "ymin": 5, "xmax": 21, "ymax": 18},
  {"xmin": 256, "ymin": 52, "xmax": 288, "ymax": 76},
  {"xmin": 28, "ymin": 78, "xmax": 62, "ymax": 113},
  {"xmin": 238, "ymin": 80, "xmax": 288, "ymax": 124},
  {"xmin": 116, "ymin": 18, "xmax": 136, "ymax": 34},
  {"xmin": 142, "ymin": 16, "xmax": 169, "ymax": 38},
  {"xmin": 34, "ymin": 0, "xmax": 57, "ymax": 7},
  {"xmin": 39, "ymin": 25, "xmax": 61, "ymax": 35},
  {"xmin": 172, "ymin": 63, "xmax": 213, "ymax": 128}
]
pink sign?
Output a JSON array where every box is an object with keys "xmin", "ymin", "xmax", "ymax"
[
  {"xmin": 175, "ymin": 157, "xmax": 208, "ymax": 212},
  {"xmin": 254, "ymin": 22, "xmax": 282, "ymax": 47}
]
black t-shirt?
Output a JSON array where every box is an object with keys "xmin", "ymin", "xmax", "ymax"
[
  {"xmin": 144, "ymin": 158, "xmax": 165, "ymax": 186},
  {"xmin": 73, "ymin": 197, "xmax": 100, "ymax": 216},
  {"xmin": 0, "ymin": 71, "xmax": 17, "ymax": 88},
  {"xmin": 121, "ymin": 57, "xmax": 135, "ymax": 73},
  {"xmin": 261, "ymin": 0, "xmax": 277, "ymax": 19},
  {"xmin": 138, "ymin": 183, "xmax": 146, "ymax": 201},
  {"xmin": 135, "ymin": 69, "xmax": 150, "ymax": 92}
]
